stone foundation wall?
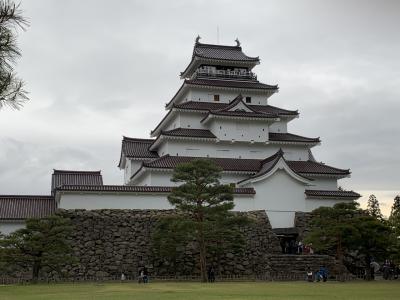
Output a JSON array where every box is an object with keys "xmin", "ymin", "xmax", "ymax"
[
  {"xmin": 56, "ymin": 209, "xmax": 284, "ymax": 279},
  {"xmin": 294, "ymin": 211, "xmax": 314, "ymax": 241}
]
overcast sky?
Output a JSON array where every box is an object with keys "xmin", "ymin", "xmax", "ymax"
[{"xmin": 0, "ymin": 0, "xmax": 399, "ymax": 215}]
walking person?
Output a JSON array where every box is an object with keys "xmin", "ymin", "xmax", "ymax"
[{"xmin": 207, "ymin": 266, "xmax": 215, "ymax": 282}]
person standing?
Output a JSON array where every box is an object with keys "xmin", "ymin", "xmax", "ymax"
[{"xmin": 207, "ymin": 266, "xmax": 215, "ymax": 282}]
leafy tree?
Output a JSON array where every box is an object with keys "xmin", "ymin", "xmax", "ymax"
[
  {"xmin": 0, "ymin": 215, "xmax": 74, "ymax": 281},
  {"xmin": 0, "ymin": 0, "xmax": 28, "ymax": 110},
  {"xmin": 157, "ymin": 159, "xmax": 248, "ymax": 282},
  {"xmin": 305, "ymin": 202, "xmax": 394, "ymax": 279},
  {"xmin": 367, "ymin": 194, "xmax": 383, "ymax": 220}
]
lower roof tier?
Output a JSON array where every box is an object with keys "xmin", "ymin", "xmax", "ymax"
[
  {"xmin": 130, "ymin": 152, "xmax": 350, "ymax": 180},
  {"xmin": 119, "ymin": 130, "xmax": 320, "ymax": 167}
]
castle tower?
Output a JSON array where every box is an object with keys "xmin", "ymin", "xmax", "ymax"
[{"xmin": 116, "ymin": 37, "xmax": 361, "ymax": 228}]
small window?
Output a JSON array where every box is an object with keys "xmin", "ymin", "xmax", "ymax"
[
  {"xmin": 246, "ymin": 96, "xmax": 251, "ymax": 103},
  {"xmin": 214, "ymin": 94, "xmax": 220, "ymax": 102}
]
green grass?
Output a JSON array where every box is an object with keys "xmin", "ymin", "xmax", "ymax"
[{"xmin": 0, "ymin": 281, "xmax": 399, "ymax": 300}]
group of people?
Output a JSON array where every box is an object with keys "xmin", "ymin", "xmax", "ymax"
[
  {"xmin": 120, "ymin": 267, "xmax": 149, "ymax": 283},
  {"xmin": 306, "ymin": 266, "xmax": 329, "ymax": 282},
  {"xmin": 370, "ymin": 259, "xmax": 399, "ymax": 280},
  {"xmin": 281, "ymin": 239, "xmax": 314, "ymax": 255}
]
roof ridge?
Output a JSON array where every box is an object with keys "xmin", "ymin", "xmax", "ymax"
[
  {"xmin": 196, "ymin": 42, "xmax": 242, "ymax": 50},
  {"xmin": 53, "ymin": 170, "xmax": 102, "ymax": 174},
  {"xmin": 123, "ymin": 136, "xmax": 154, "ymax": 143},
  {"xmin": 0, "ymin": 195, "xmax": 54, "ymax": 198}
]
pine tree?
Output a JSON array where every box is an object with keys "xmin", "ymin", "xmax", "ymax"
[
  {"xmin": 161, "ymin": 159, "xmax": 248, "ymax": 282},
  {"xmin": 0, "ymin": 0, "xmax": 29, "ymax": 110},
  {"xmin": 367, "ymin": 194, "xmax": 383, "ymax": 220},
  {"xmin": 0, "ymin": 215, "xmax": 74, "ymax": 281}
]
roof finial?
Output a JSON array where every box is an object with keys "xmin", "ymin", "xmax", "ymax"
[
  {"xmin": 235, "ymin": 38, "xmax": 241, "ymax": 47},
  {"xmin": 195, "ymin": 35, "xmax": 201, "ymax": 44}
]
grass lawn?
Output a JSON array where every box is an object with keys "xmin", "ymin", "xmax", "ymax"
[{"xmin": 0, "ymin": 281, "xmax": 399, "ymax": 300}]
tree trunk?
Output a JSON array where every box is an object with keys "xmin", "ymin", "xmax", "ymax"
[
  {"xmin": 32, "ymin": 260, "xmax": 41, "ymax": 283},
  {"xmin": 336, "ymin": 234, "xmax": 345, "ymax": 281},
  {"xmin": 199, "ymin": 232, "xmax": 208, "ymax": 282}
]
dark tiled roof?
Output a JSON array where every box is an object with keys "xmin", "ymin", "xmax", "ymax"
[
  {"xmin": 51, "ymin": 170, "xmax": 103, "ymax": 193},
  {"xmin": 118, "ymin": 137, "xmax": 159, "ymax": 167},
  {"xmin": 287, "ymin": 161, "xmax": 350, "ymax": 176},
  {"xmin": 143, "ymin": 155, "xmax": 262, "ymax": 173},
  {"xmin": 138, "ymin": 155, "xmax": 350, "ymax": 177},
  {"xmin": 161, "ymin": 128, "xmax": 216, "ymax": 139},
  {"xmin": 0, "ymin": 195, "xmax": 55, "ymax": 220},
  {"xmin": 238, "ymin": 150, "xmax": 311, "ymax": 184},
  {"xmin": 180, "ymin": 42, "xmax": 261, "ymax": 78},
  {"xmin": 193, "ymin": 43, "xmax": 260, "ymax": 62},
  {"xmin": 305, "ymin": 190, "xmax": 361, "ymax": 199},
  {"xmin": 173, "ymin": 101, "xmax": 298, "ymax": 117},
  {"xmin": 269, "ymin": 133, "xmax": 320, "ymax": 144},
  {"xmin": 200, "ymin": 95, "xmax": 279, "ymax": 122},
  {"xmin": 248, "ymin": 150, "xmax": 284, "ymax": 180},
  {"xmin": 56, "ymin": 185, "xmax": 255, "ymax": 195},
  {"xmin": 253, "ymin": 104, "xmax": 298, "ymax": 116},
  {"xmin": 185, "ymin": 79, "xmax": 278, "ymax": 90},
  {"xmin": 202, "ymin": 110, "xmax": 277, "ymax": 122}
]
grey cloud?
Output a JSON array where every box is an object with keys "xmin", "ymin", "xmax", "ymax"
[{"xmin": 0, "ymin": 0, "xmax": 399, "ymax": 199}]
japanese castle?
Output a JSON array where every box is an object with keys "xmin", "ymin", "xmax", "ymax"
[{"xmin": 0, "ymin": 37, "xmax": 361, "ymax": 234}]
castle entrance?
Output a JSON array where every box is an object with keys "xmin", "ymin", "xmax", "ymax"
[{"xmin": 273, "ymin": 228, "xmax": 299, "ymax": 254}]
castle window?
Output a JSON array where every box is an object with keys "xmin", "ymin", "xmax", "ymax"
[
  {"xmin": 246, "ymin": 96, "xmax": 251, "ymax": 103},
  {"xmin": 214, "ymin": 94, "xmax": 220, "ymax": 102}
]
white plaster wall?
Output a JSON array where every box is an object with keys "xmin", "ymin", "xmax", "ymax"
[
  {"xmin": 178, "ymin": 112, "xmax": 205, "ymax": 129},
  {"xmin": 58, "ymin": 193, "xmax": 256, "ymax": 212},
  {"xmin": 163, "ymin": 112, "xmax": 181, "ymax": 131},
  {"xmin": 232, "ymin": 195, "xmax": 256, "ymax": 211},
  {"xmin": 269, "ymin": 121, "xmax": 288, "ymax": 133},
  {"xmin": 125, "ymin": 160, "xmax": 144, "ymax": 184},
  {"xmin": 0, "ymin": 221, "xmax": 25, "ymax": 235},
  {"xmin": 249, "ymin": 169, "xmax": 308, "ymax": 228},
  {"xmin": 158, "ymin": 141, "xmax": 169, "ymax": 157},
  {"xmin": 146, "ymin": 171, "xmax": 179, "ymax": 186},
  {"xmin": 305, "ymin": 198, "xmax": 353, "ymax": 212},
  {"xmin": 307, "ymin": 178, "xmax": 338, "ymax": 190},
  {"xmin": 132, "ymin": 169, "xmax": 248, "ymax": 186},
  {"xmin": 59, "ymin": 193, "xmax": 174, "ymax": 210},
  {"xmin": 219, "ymin": 173, "xmax": 248, "ymax": 185},
  {"xmin": 157, "ymin": 139, "xmax": 310, "ymax": 160},
  {"xmin": 132, "ymin": 172, "xmax": 152, "ymax": 186},
  {"xmin": 185, "ymin": 88, "xmax": 271, "ymax": 105},
  {"xmin": 208, "ymin": 119, "xmax": 269, "ymax": 143}
]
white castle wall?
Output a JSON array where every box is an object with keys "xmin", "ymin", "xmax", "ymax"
[
  {"xmin": 305, "ymin": 198, "xmax": 345, "ymax": 212},
  {"xmin": 155, "ymin": 139, "xmax": 310, "ymax": 160},
  {"xmin": 307, "ymin": 178, "xmax": 338, "ymax": 190},
  {"xmin": 0, "ymin": 221, "xmax": 25, "ymax": 235},
  {"xmin": 269, "ymin": 121, "xmax": 288, "ymax": 133},
  {"xmin": 59, "ymin": 193, "xmax": 174, "ymax": 210},
  {"xmin": 250, "ymin": 169, "xmax": 307, "ymax": 228},
  {"xmin": 207, "ymin": 119, "xmax": 269, "ymax": 143},
  {"xmin": 185, "ymin": 88, "xmax": 271, "ymax": 105}
]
